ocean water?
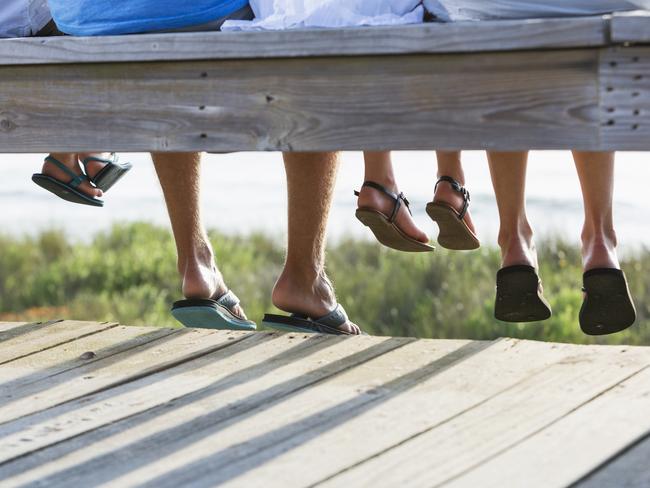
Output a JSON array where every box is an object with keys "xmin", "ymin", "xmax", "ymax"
[{"xmin": 1, "ymin": 151, "xmax": 649, "ymax": 254}]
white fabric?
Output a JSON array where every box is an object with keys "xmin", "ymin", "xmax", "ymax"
[
  {"xmin": 0, "ymin": 0, "xmax": 51, "ymax": 37},
  {"xmin": 423, "ymin": 0, "xmax": 650, "ymax": 21},
  {"xmin": 222, "ymin": 0, "xmax": 424, "ymax": 31}
]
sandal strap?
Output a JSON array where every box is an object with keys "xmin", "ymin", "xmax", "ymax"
[
  {"xmin": 44, "ymin": 155, "xmax": 88, "ymax": 189},
  {"xmin": 214, "ymin": 290, "xmax": 240, "ymax": 311},
  {"xmin": 81, "ymin": 153, "xmax": 118, "ymax": 168},
  {"xmin": 354, "ymin": 180, "xmax": 411, "ymax": 223},
  {"xmin": 435, "ymin": 176, "xmax": 470, "ymax": 220}
]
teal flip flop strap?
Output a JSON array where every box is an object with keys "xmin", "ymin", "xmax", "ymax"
[
  {"xmin": 44, "ymin": 155, "xmax": 88, "ymax": 189},
  {"xmin": 81, "ymin": 153, "xmax": 118, "ymax": 168}
]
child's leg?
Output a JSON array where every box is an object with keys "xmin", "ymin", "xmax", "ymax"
[
  {"xmin": 486, "ymin": 151, "xmax": 537, "ymax": 269},
  {"xmin": 572, "ymin": 151, "xmax": 619, "ymax": 271},
  {"xmin": 357, "ymin": 151, "xmax": 429, "ymax": 244}
]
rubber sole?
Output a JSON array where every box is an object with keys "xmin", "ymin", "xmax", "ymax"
[
  {"xmin": 32, "ymin": 174, "xmax": 104, "ymax": 207},
  {"xmin": 262, "ymin": 314, "xmax": 354, "ymax": 335},
  {"xmin": 426, "ymin": 202, "xmax": 480, "ymax": 251},
  {"xmin": 495, "ymin": 265, "xmax": 552, "ymax": 323},
  {"xmin": 92, "ymin": 162, "xmax": 133, "ymax": 192},
  {"xmin": 356, "ymin": 209, "xmax": 434, "ymax": 253},
  {"xmin": 172, "ymin": 300, "xmax": 257, "ymax": 331},
  {"xmin": 580, "ymin": 268, "xmax": 636, "ymax": 336}
]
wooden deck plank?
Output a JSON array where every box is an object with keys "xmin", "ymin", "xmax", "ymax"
[
  {"xmin": 610, "ymin": 10, "xmax": 650, "ymax": 43},
  {"xmin": 317, "ymin": 345, "xmax": 650, "ymax": 488},
  {"xmin": 0, "ymin": 320, "xmax": 117, "ymax": 365},
  {"xmin": 0, "ymin": 333, "xmax": 408, "ymax": 469},
  {"xmin": 0, "ymin": 327, "xmax": 248, "ymax": 425},
  {"xmin": 95, "ymin": 339, "xmax": 577, "ymax": 488},
  {"xmin": 0, "ymin": 338, "xmax": 471, "ymax": 486},
  {"xmin": 0, "ymin": 325, "xmax": 175, "ymax": 421},
  {"xmin": 0, "ymin": 17, "xmax": 610, "ymax": 66},
  {"xmin": 0, "ymin": 50, "xmax": 602, "ymax": 153},
  {"xmin": 0, "ymin": 322, "xmax": 28, "ymax": 332},
  {"xmin": 445, "ymin": 366, "xmax": 650, "ymax": 488}
]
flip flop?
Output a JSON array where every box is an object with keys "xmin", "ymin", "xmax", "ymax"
[
  {"xmin": 580, "ymin": 268, "xmax": 636, "ymax": 336},
  {"xmin": 426, "ymin": 176, "xmax": 480, "ymax": 251},
  {"xmin": 355, "ymin": 181, "xmax": 434, "ymax": 253},
  {"xmin": 32, "ymin": 155, "xmax": 104, "ymax": 207},
  {"xmin": 263, "ymin": 303, "xmax": 361, "ymax": 336},
  {"xmin": 171, "ymin": 290, "xmax": 257, "ymax": 331},
  {"xmin": 495, "ymin": 265, "xmax": 552, "ymax": 323},
  {"xmin": 81, "ymin": 153, "xmax": 133, "ymax": 192}
]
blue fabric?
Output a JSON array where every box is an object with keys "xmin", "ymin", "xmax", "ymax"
[{"xmin": 47, "ymin": 0, "xmax": 250, "ymax": 36}]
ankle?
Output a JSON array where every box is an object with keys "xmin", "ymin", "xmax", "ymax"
[{"xmin": 272, "ymin": 267, "xmax": 335, "ymax": 315}]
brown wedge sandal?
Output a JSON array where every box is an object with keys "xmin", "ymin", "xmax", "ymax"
[
  {"xmin": 426, "ymin": 176, "xmax": 480, "ymax": 251},
  {"xmin": 355, "ymin": 181, "xmax": 434, "ymax": 253}
]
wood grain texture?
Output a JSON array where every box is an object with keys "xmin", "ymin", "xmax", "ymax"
[
  {"xmin": 0, "ymin": 320, "xmax": 117, "ymax": 365},
  {"xmin": 0, "ymin": 333, "xmax": 406, "ymax": 468},
  {"xmin": 0, "ymin": 327, "xmax": 249, "ymax": 426},
  {"xmin": 610, "ymin": 10, "xmax": 650, "ymax": 43},
  {"xmin": 0, "ymin": 322, "xmax": 28, "ymax": 332},
  {"xmin": 600, "ymin": 46, "xmax": 650, "ymax": 150},
  {"xmin": 0, "ymin": 17, "xmax": 610, "ymax": 66},
  {"xmin": 0, "ymin": 50, "xmax": 601, "ymax": 152},
  {"xmin": 320, "ymin": 345, "xmax": 650, "ymax": 488}
]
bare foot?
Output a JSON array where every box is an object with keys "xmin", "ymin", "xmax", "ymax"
[
  {"xmin": 582, "ymin": 230, "xmax": 620, "ymax": 272},
  {"xmin": 357, "ymin": 183, "xmax": 429, "ymax": 244},
  {"xmin": 499, "ymin": 224, "xmax": 539, "ymax": 269},
  {"xmin": 78, "ymin": 152, "xmax": 113, "ymax": 180},
  {"xmin": 272, "ymin": 269, "xmax": 361, "ymax": 335},
  {"xmin": 180, "ymin": 238, "xmax": 248, "ymax": 320},
  {"xmin": 43, "ymin": 153, "xmax": 103, "ymax": 199},
  {"xmin": 433, "ymin": 178, "xmax": 477, "ymax": 236}
]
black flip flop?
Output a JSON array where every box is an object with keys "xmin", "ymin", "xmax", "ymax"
[
  {"xmin": 81, "ymin": 153, "xmax": 132, "ymax": 192},
  {"xmin": 32, "ymin": 155, "xmax": 104, "ymax": 207},
  {"xmin": 263, "ymin": 303, "xmax": 361, "ymax": 335},
  {"xmin": 355, "ymin": 181, "xmax": 434, "ymax": 253},
  {"xmin": 495, "ymin": 265, "xmax": 552, "ymax": 323},
  {"xmin": 426, "ymin": 176, "xmax": 480, "ymax": 251},
  {"xmin": 580, "ymin": 268, "xmax": 636, "ymax": 336},
  {"xmin": 172, "ymin": 289, "xmax": 257, "ymax": 331}
]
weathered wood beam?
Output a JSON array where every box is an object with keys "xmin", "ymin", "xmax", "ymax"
[
  {"xmin": 0, "ymin": 17, "xmax": 610, "ymax": 66},
  {"xmin": 0, "ymin": 49, "xmax": 603, "ymax": 152},
  {"xmin": 610, "ymin": 10, "xmax": 650, "ymax": 44}
]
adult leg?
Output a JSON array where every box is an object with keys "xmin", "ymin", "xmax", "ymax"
[
  {"xmin": 151, "ymin": 151, "xmax": 247, "ymax": 319},
  {"xmin": 356, "ymin": 151, "xmax": 429, "ymax": 243},
  {"xmin": 487, "ymin": 151, "xmax": 537, "ymax": 268},
  {"xmin": 572, "ymin": 151, "xmax": 619, "ymax": 271},
  {"xmin": 433, "ymin": 151, "xmax": 476, "ymax": 235},
  {"xmin": 272, "ymin": 152, "xmax": 360, "ymax": 334}
]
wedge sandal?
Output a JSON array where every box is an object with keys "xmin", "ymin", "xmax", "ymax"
[
  {"xmin": 426, "ymin": 176, "xmax": 480, "ymax": 251},
  {"xmin": 580, "ymin": 268, "xmax": 636, "ymax": 336},
  {"xmin": 355, "ymin": 181, "xmax": 434, "ymax": 253},
  {"xmin": 495, "ymin": 265, "xmax": 552, "ymax": 323}
]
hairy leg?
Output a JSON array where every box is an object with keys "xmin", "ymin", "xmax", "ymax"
[
  {"xmin": 572, "ymin": 151, "xmax": 620, "ymax": 271},
  {"xmin": 272, "ymin": 151, "xmax": 360, "ymax": 334},
  {"xmin": 356, "ymin": 151, "xmax": 428, "ymax": 243},
  {"xmin": 487, "ymin": 151, "xmax": 538, "ymax": 269},
  {"xmin": 151, "ymin": 151, "xmax": 246, "ymax": 319}
]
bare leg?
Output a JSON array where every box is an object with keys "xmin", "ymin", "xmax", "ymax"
[
  {"xmin": 433, "ymin": 151, "xmax": 476, "ymax": 234},
  {"xmin": 272, "ymin": 152, "xmax": 360, "ymax": 334},
  {"xmin": 572, "ymin": 151, "xmax": 620, "ymax": 271},
  {"xmin": 44, "ymin": 153, "xmax": 104, "ymax": 198},
  {"xmin": 487, "ymin": 151, "xmax": 538, "ymax": 269},
  {"xmin": 151, "ymin": 151, "xmax": 247, "ymax": 319},
  {"xmin": 357, "ymin": 151, "xmax": 428, "ymax": 243}
]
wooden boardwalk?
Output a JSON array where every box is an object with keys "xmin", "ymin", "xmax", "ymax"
[{"xmin": 0, "ymin": 320, "xmax": 649, "ymax": 487}]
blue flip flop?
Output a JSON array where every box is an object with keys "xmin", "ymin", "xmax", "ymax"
[
  {"xmin": 172, "ymin": 290, "xmax": 257, "ymax": 331},
  {"xmin": 81, "ymin": 153, "xmax": 132, "ymax": 192},
  {"xmin": 32, "ymin": 155, "xmax": 104, "ymax": 207},
  {"xmin": 263, "ymin": 303, "xmax": 361, "ymax": 335}
]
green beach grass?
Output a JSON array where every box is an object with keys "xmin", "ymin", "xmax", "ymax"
[{"xmin": 0, "ymin": 222, "xmax": 647, "ymax": 345}]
